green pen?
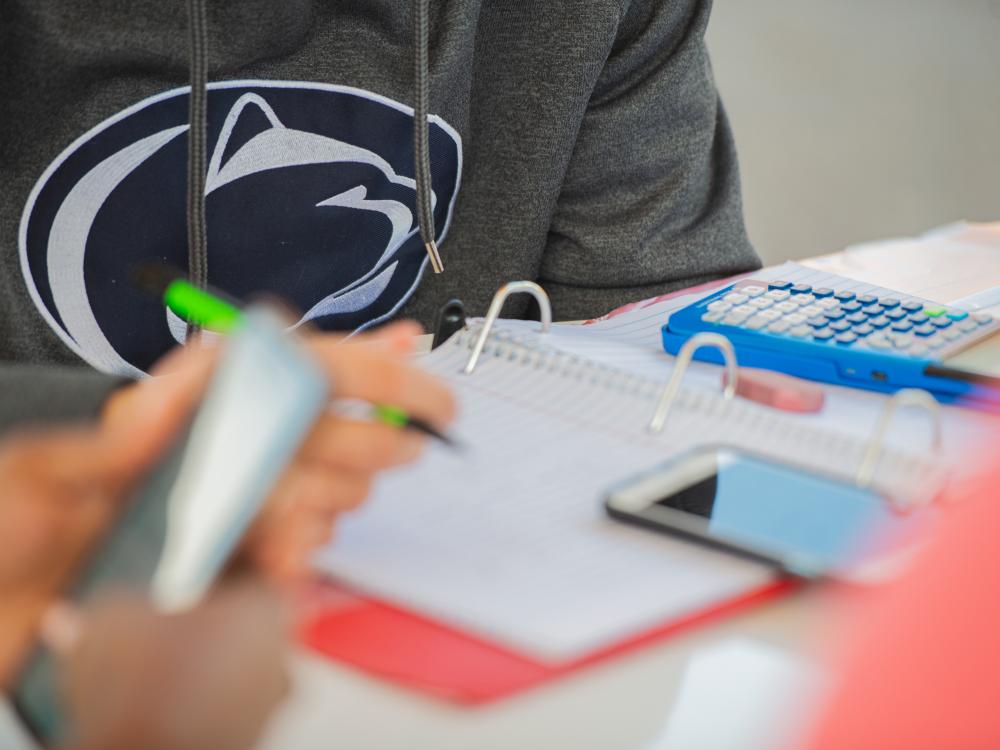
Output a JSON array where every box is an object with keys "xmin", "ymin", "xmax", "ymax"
[{"xmin": 133, "ymin": 262, "xmax": 457, "ymax": 448}]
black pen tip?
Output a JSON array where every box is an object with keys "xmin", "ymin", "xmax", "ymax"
[{"xmin": 408, "ymin": 418, "xmax": 462, "ymax": 451}]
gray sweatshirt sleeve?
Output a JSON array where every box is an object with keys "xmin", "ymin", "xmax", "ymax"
[
  {"xmin": 0, "ymin": 363, "xmax": 130, "ymax": 435},
  {"xmin": 538, "ymin": 0, "xmax": 761, "ymax": 321}
]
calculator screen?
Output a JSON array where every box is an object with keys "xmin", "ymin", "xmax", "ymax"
[{"xmin": 942, "ymin": 331, "xmax": 1000, "ymax": 379}]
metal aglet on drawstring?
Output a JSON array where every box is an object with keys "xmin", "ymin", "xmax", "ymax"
[{"xmin": 425, "ymin": 241, "xmax": 444, "ymax": 274}]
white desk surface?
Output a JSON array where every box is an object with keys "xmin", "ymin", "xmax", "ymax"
[{"xmin": 262, "ymin": 589, "xmax": 829, "ymax": 750}]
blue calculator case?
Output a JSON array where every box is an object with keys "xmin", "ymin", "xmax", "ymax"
[{"xmin": 662, "ymin": 279, "xmax": 1000, "ymax": 405}]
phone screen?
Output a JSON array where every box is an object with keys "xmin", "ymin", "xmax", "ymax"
[
  {"xmin": 11, "ymin": 307, "xmax": 327, "ymax": 742},
  {"xmin": 607, "ymin": 449, "xmax": 926, "ymax": 578}
]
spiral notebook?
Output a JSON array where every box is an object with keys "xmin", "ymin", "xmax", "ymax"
[{"xmin": 305, "ymin": 305, "xmax": 946, "ymax": 698}]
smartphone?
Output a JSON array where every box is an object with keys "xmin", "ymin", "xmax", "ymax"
[
  {"xmin": 604, "ymin": 446, "xmax": 929, "ymax": 580},
  {"xmin": 10, "ymin": 306, "xmax": 327, "ymax": 743}
]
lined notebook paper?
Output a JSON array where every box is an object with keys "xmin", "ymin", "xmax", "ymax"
[{"xmin": 314, "ymin": 309, "xmax": 945, "ymax": 662}]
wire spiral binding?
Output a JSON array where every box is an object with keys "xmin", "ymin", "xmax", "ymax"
[{"xmin": 448, "ymin": 323, "xmax": 946, "ymax": 507}]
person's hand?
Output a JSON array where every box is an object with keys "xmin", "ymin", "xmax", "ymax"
[
  {"xmin": 103, "ymin": 321, "xmax": 457, "ymax": 581},
  {"xmin": 0, "ymin": 429, "xmax": 144, "ymax": 687},
  {"xmin": 0, "ymin": 436, "xmax": 288, "ymax": 750},
  {"xmin": 0, "ymin": 321, "xmax": 452, "ymax": 682},
  {"xmin": 251, "ymin": 321, "xmax": 455, "ymax": 579},
  {"xmin": 46, "ymin": 581, "xmax": 288, "ymax": 750}
]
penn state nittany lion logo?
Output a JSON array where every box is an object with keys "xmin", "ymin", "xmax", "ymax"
[{"xmin": 19, "ymin": 80, "xmax": 462, "ymax": 377}]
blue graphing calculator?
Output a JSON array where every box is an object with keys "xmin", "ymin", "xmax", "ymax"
[{"xmin": 662, "ymin": 278, "xmax": 1000, "ymax": 404}]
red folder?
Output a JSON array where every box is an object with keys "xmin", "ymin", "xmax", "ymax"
[{"xmin": 299, "ymin": 578, "xmax": 795, "ymax": 704}]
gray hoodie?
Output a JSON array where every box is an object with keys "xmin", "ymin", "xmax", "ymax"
[{"xmin": 0, "ymin": 0, "xmax": 758, "ymax": 433}]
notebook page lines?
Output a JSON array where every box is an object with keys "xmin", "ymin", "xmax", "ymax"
[{"xmin": 317, "ymin": 351, "xmax": 776, "ymax": 660}]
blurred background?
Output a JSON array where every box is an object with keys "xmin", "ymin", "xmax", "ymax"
[{"xmin": 707, "ymin": 0, "xmax": 1000, "ymax": 264}]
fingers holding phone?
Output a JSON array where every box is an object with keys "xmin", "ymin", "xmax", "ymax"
[{"xmin": 46, "ymin": 581, "xmax": 289, "ymax": 750}]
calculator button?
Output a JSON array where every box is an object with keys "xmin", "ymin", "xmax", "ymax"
[
  {"xmin": 853, "ymin": 323, "xmax": 874, "ymax": 336},
  {"xmin": 740, "ymin": 285, "xmax": 766, "ymax": 297},
  {"xmin": 942, "ymin": 328, "xmax": 963, "ymax": 341},
  {"xmin": 867, "ymin": 335, "xmax": 892, "ymax": 350},
  {"xmin": 758, "ymin": 309, "xmax": 782, "ymax": 321},
  {"xmin": 846, "ymin": 312, "xmax": 867, "ymax": 324},
  {"xmin": 708, "ymin": 300, "xmax": 732, "ymax": 313},
  {"xmin": 789, "ymin": 325, "xmax": 812, "ymax": 338},
  {"xmin": 791, "ymin": 294, "xmax": 815, "ymax": 306},
  {"xmin": 767, "ymin": 320, "xmax": 791, "ymax": 334},
  {"xmin": 958, "ymin": 319, "xmax": 980, "ymax": 332},
  {"xmin": 879, "ymin": 297, "xmax": 900, "ymax": 309},
  {"xmin": 840, "ymin": 301, "xmax": 862, "ymax": 313},
  {"xmin": 930, "ymin": 317, "xmax": 952, "ymax": 328},
  {"xmin": 927, "ymin": 337, "xmax": 947, "ymax": 350},
  {"xmin": 812, "ymin": 287, "xmax": 834, "ymax": 298},
  {"xmin": 890, "ymin": 333, "xmax": 915, "ymax": 349},
  {"xmin": 857, "ymin": 294, "xmax": 878, "ymax": 306},
  {"xmin": 824, "ymin": 309, "xmax": 845, "ymax": 322},
  {"xmin": 723, "ymin": 313, "xmax": 750, "ymax": 326},
  {"xmin": 891, "ymin": 321, "xmax": 913, "ymax": 332},
  {"xmin": 765, "ymin": 289, "xmax": 791, "ymax": 301},
  {"xmin": 863, "ymin": 305, "xmax": 885, "ymax": 317},
  {"xmin": 913, "ymin": 324, "xmax": 936, "ymax": 337},
  {"xmin": 829, "ymin": 320, "xmax": 851, "ymax": 332},
  {"xmin": 723, "ymin": 293, "xmax": 748, "ymax": 305},
  {"xmin": 813, "ymin": 329, "xmax": 834, "ymax": 341},
  {"xmin": 800, "ymin": 304, "xmax": 824, "ymax": 317},
  {"xmin": 902, "ymin": 301, "xmax": 924, "ymax": 312},
  {"xmin": 836, "ymin": 332, "xmax": 858, "ymax": 345},
  {"xmin": 885, "ymin": 308, "xmax": 908, "ymax": 320},
  {"xmin": 808, "ymin": 316, "xmax": 829, "ymax": 328},
  {"xmin": 923, "ymin": 306, "xmax": 946, "ymax": 317},
  {"xmin": 817, "ymin": 298, "xmax": 840, "ymax": 310},
  {"xmin": 868, "ymin": 315, "xmax": 891, "ymax": 329},
  {"xmin": 768, "ymin": 280, "xmax": 792, "ymax": 290},
  {"xmin": 745, "ymin": 316, "xmax": 770, "ymax": 330},
  {"xmin": 774, "ymin": 301, "xmax": 798, "ymax": 314},
  {"xmin": 732, "ymin": 304, "xmax": 756, "ymax": 316},
  {"xmin": 701, "ymin": 311, "xmax": 725, "ymax": 323},
  {"xmin": 790, "ymin": 283, "xmax": 812, "ymax": 294},
  {"xmin": 974, "ymin": 313, "xmax": 994, "ymax": 325},
  {"xmin": 749, "ymin": 297, "xmax": 773, "ymax": 309},
  {"xmin": 784, "ymin": 313, "xmax": 807, "ymax": 326},
  {"xmin": 834, "ymin": 291, "xmax": 856, "ymax": 302},
  {"xmin": 908, "ymin": 312, "xmax": 929, "ymax": 324},
  {"xmin": 946, "ymin": 309, "xmax": 969, "ymax": 321}
]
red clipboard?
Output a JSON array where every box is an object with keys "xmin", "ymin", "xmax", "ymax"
[{"xmin": 299, "ymin": 578, "xmax": 795, "ymax": 705}]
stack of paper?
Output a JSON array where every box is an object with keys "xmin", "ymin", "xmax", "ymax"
[{"xmin": 804, "ymin": 221, "xmax": 1000, "ymax": 313}]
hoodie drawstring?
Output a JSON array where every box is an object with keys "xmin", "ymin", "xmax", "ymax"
[
  {"xmin": 185, "ymin": 0, "xmax": 209, "ymax": 338},
  {"xmin": 413, "ymin": 0, "xmax": 444, "ymax": 274}
]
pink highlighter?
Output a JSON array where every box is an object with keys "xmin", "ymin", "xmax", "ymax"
[{"xmin": 724, "ymin": 367, "xmax": 826, "ymax": 413}]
